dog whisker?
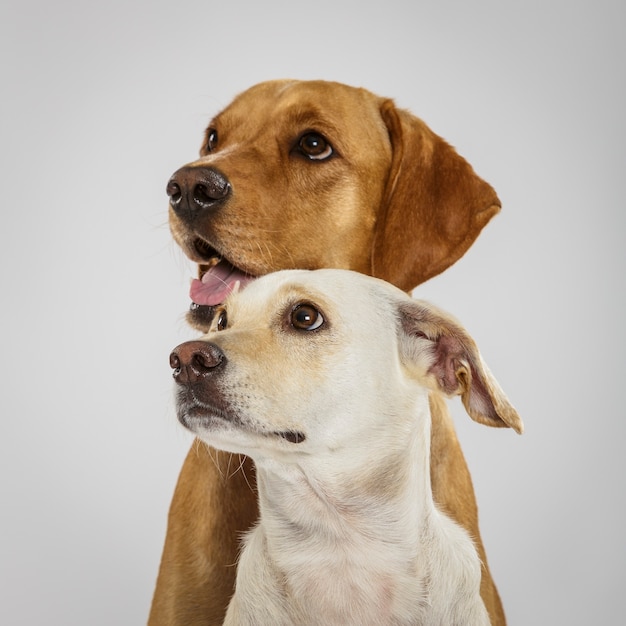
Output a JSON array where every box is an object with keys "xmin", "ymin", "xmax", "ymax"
[
  {"xmin": 191, "ymin": 438, "xmax": 205, "ymax": 458},
  {"xmin": 224, "ymin": 452, "xmax": 233, "ymax": 478},
  {"xmin": 225, "ymin": 454, "xmax": 240, "ymax": 480},
  {"xmin": 237, "ymin": 457, "xmax": 257, "ymax": 495},
  {"xmin": 204, "ymin": 444, "xmax": 226, "ymax": 480},
  {"xmin": 192, "ymin": 440, "xmax": 227, "ymax": 481}
]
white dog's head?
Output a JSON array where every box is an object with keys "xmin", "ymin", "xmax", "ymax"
[{"xmin": 170, "ymin": 270, "xmax": 522, "ymax": 469}]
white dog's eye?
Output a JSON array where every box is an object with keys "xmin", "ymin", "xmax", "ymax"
[
  {"xmin": 216, "ymin": 309, "xmax": 228, "ymax": 331},
  {"xmin": 290, "ymin": 303, "xmax": 324, "ymax": 331}
]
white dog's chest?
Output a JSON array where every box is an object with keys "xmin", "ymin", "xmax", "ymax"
[
  {"xmin": 284, "ymin": 557, "xmax": 418, "ymax": 623},
  {"xmin": 231, "ymin": 525, "xmax": 430, "ymax": 625},
  {"xmin": 226, "ymin": 511, "xmax": 491, "ymax": 626}
]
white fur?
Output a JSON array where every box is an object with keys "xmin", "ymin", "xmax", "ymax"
[{"xmin": 172, "ymin": 269, "xmax": 520, "ymax": 625}]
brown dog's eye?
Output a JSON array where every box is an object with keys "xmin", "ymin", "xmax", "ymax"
[
  {"xmin": 290, "ymin": 303, "xmax": 324, "ymax": 331},
  {"xmin": 296, "ymin": 132, "xmax": 333, "ymax": 161},
  {"xmin": 205, "ymin": 128, "xmax": 218, "ymax": 152},
  {"xmin": 216, "ymin": 309, "xmax": 228, "ymax": 331}
]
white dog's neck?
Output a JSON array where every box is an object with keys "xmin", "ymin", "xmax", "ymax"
[
  {"xmin": 244, "ymin": 396, "xmax": 438, "ymax": 623},
  {"xmin": 256, "ymin": 414, "xmax": 432, "ymax": 553}
]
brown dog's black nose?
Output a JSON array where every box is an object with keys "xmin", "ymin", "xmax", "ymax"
[
  {"xmin": 166, "ymin": 165, "xmax": 231, "ymax": 215},
  {"xmin": 170, "ymin": 340, "xmax": 225, "ymax": 384}
]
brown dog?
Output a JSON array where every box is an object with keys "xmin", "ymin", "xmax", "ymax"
[{"xmin": 150, "ymin": 79, "xmax": 506, "ymax": 625}]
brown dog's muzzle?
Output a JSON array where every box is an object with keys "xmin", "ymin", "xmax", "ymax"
[
  {"xmin": 170, "ymin": 340, "xmax": 225, "ymax": 384},
  {"xmin": 166, "ymin": 165, "xmax": 231, "ymax": 222}
]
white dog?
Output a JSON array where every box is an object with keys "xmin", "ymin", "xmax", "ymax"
[{"xmin": 169, "ymin": 269, "xmax": 523, "ymax": 626}]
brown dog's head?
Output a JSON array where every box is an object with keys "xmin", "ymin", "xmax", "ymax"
[{"xmin": 167, "ymin": 80, "xmax": 500, "ymax": 327}]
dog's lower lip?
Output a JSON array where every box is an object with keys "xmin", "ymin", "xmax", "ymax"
[
  {"xmin": 192, "ymin": 238, "xmax": 257, "ymax": 282},
  {"xmin": 193, "ymin": 237, "xmax": 218, "ymax": 262},
  {"xmin": 180, "ymin": 407, "xmax": 305, "ymax": 444},
  {"xmin": 178, "ymin": 404, "xmax": 240, "ymax": 431}
]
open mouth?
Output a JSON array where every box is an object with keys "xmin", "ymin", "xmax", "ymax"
[
  {"xmin": 193, "ymin": 237, "xmax": 218, "ymax": 261},
  {"xmin": 190, "ymin": 238, "xmax": 256, "ymax": 307}
]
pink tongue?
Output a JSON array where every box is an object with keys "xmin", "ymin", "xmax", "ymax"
[{"xmin": 189, "ymin": 260, "xmax": 255, "ymax": 306}]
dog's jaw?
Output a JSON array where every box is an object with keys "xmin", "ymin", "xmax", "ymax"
[
  {"xmin": 170, "ymin": 220, "xmax": 260, "ymax": 294},
  {"xmin": 176, "ymin": 388, "xmax": 307, "ymax": 451},
  {"xmin": 174, "ymin": 384, "xmax": 239, "ymax": 431},
  {"xmin": 180, "ymin": 239, "xmax": 260, "ymax": 331}
]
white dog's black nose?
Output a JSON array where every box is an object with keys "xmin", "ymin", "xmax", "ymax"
[{"xmin": 170, "ymin": 340, "xmax": 225, "ymax": 384}]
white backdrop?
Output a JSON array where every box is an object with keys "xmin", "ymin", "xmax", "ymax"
[{"xmin": 1, "ymin": 1, "xmax": 623, "ymax": 624}]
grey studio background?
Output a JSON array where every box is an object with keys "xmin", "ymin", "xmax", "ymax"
[{"xmin": 1, "ymin": 1, "xmax": 623, "ymax": 625}]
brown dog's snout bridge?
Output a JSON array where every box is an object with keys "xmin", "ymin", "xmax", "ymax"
[
  {"xmin": 170, "ymin": 340, "xmax": 225, "ymax": 383},
  {"xmin": 166, "ymin": 165, "xmax": 231, "ymax": 214}
]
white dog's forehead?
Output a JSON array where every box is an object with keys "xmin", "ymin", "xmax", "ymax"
[{"xmin": 228, "ymin": 269, "xmax": 401, "ymax": 329}]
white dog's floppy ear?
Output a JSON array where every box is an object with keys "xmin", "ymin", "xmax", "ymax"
[{"xmin": 398, "ymin": 299, "xmax": 523, "ymax": 434}]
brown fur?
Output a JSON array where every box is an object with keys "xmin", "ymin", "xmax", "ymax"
[{"xmin": 150, "ymin": 79, "xmax": 505, "ymax": 625}]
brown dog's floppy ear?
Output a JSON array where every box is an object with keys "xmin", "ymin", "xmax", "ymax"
[
  {"xmin": 372, "ymin": 100, "xmax": 501, "ymax": 292},
  {"xmin": 398, "ymin": 299, "xmax": 523, "ymax": 434}
]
